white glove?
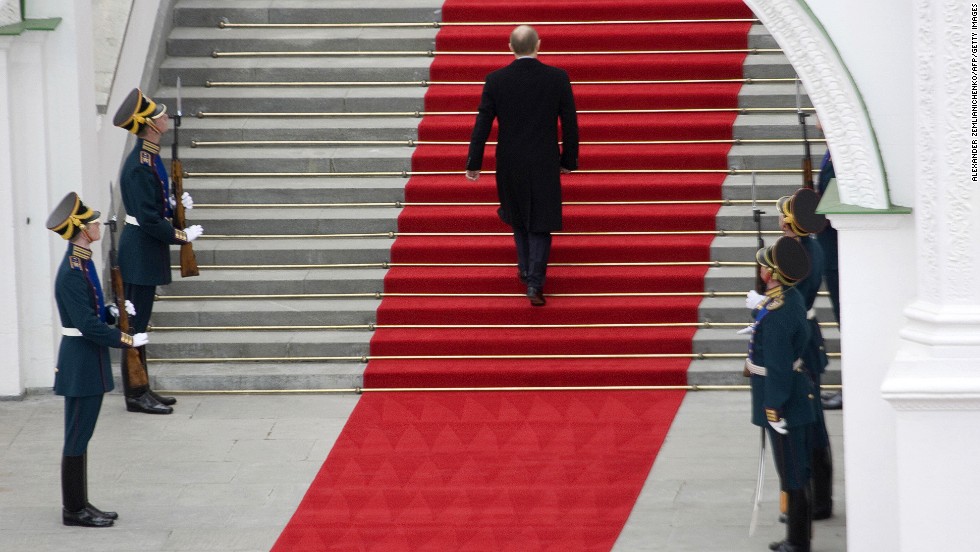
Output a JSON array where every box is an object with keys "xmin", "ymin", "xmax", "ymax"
[
  {"xmin": 124, "ymin": 299, "xmax": 136, "ymax": 317},
  {"xmin": 184, "ymin": 224, "xmax": 204, "ymax": 242},
  {"xmin": 768, "ymin": 418, "xmax": 788, "ymax": 435},
  {"xmin": 181, "ymin": 191, "xmax": 194, "ymax": 210},
  {"xmin": 169, "ymin": 195, "xmax": 177, "ymax": 208},
  {"xmin": 745, "ymin": 289, "xmax": 766, "ymax": 310},
  {"xmin": 736, "ymin": 325, "xmax": 755, "ymax": 335},
  {"xmin": 132, "ymin": 332, "xmax": 149, "ymax": 347},
  {"xmin": 108, "ymin": 304, "xmax": 119, "ymax": 319}
]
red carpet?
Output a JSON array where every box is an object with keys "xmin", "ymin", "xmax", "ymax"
[{"xmin": 273, "ymin": 1, "xmax": 751, "ymax": 549}]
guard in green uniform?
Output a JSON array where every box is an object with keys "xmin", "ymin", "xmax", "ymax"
[
  {"xmin": 777, "ymin": 189, "xmax": 834, "ymax": 520},
  {"xmin": 745, "ymin": 236, "xmax": 816, "ymax": 552},
  {"xmin": 112, "ymin": 87, "xmax": 203, "ymax": 414},
  {"xmin": 47, "ymin": 192, "xmax": 149, "ymax": 527}
]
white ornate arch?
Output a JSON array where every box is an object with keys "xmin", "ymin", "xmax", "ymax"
[{"xmin": 743, "ymin": 0, "xmax": 890, "ymax": 209}]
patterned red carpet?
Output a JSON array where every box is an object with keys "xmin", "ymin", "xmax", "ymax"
[{"xmin": 273, "ymin": 1, "xmax": 751, "ymax": 549}]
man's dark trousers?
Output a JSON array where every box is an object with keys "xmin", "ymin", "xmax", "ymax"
[{"xmin": 513, "ymin": 227, "xmax": 551, "ymax": 289}]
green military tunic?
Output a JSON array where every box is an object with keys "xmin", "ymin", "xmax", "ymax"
[
  {"xmin": 117, "ymin": 138, "xmax": 190, "ymax": 286},
  {"xmin": 53, "ymin": 244, "xmax": 131, "ymax": 397}
]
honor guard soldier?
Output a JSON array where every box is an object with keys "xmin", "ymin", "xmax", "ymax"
[
  {"xmin": 112, "ymin": 87, "xmax": 203, "ymax": 414},
  {"xmin": 47, "ymin": 192, "xmax": 150, "ymax": 527},
  {"xmin": 744, "ymin": 236, "xmax": 817, "ymax": 552},
  {"xmin": 777, "ymin": 188, "xmax": 834, "ymax": 521}
]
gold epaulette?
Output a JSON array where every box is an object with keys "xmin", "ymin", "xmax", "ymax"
[
  {"xmin": 139, "ymin": 140, "xmax": 160, "ymax": 166},
  {"xmin": 764, "ymin": 287, "xmax": 785, "ymax": 311},
  {"xmin": 68, "ymin": 245, "xmax": 92, "ymax": 270}
]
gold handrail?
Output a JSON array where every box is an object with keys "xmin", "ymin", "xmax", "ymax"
[
  {"xmin": 196, "ymin": 107, "xmax": 816, "ymax": 118},
  {"xmin": 190, "ymin": 138, "xmax": 825, "ymax": 148},
  {"xmin": 205, "ymin": 78, "xmax": 798, "ymax": 88},
  {"xmin": 199, "ymin": 230, "xmax": 783, "ymax": 240},
  {"xmin": 217, "ymin": 18, "xmax": 762, "ymax": 30},
  {"xmin": 149, "ymin": 351, "xmax": 840, "ymax": 363},
  {"xmin": 193, "ymin": 199, "xmax": 770, "ymax": 208},
  {"xmin": 150, "ymin": 321, "xmax": 840, "ymax": 331},
  {"xmin": 174, "ymin": 261, "xmax": 757, "ymax": 270},
  {"xmin": 211, "ymin": 48, "xmax": 781, "ymax": 58},
  {"xmin": 155, "ymin": 291, "xmax": 748, "ymax": 300},
  {"xmin": 184, "ymin": 168, "xmax": 803, "ymax": 178},
  {"xmin": 156, "ymin": 385, "xmax": 753, "ymax": 394}
]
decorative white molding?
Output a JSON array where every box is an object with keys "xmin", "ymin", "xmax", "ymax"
[
  {"xmin": 0, "ymin": 0, "xmax": 20, "ymax": 27},
  {"xmin": 743, "ymin": 0, "xmax": 889, "ymax": 210},
  {"xmin": 883, "ymin": 359, "xmax": 980, "ymax": 411}
]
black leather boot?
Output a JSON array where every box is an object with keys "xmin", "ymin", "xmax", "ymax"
[
  {"xmin": 82, "ymin": 454, "xmax": 117, "ymax": 520},
  {"xmin": 811, "ymin": 446, "xmax": 833, "ymax": 520},
  {"xmin": 62, "ymin": 456, "xmax": 113, "ymax": 527},
  {"xmin": 140, "ymin": 346, "xmax": 176, "ymax": 406},
  {"xmin": 125, "ymin": 389, "xmax": 173, "ymax": 415}
]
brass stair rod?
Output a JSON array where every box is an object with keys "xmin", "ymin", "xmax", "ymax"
[
  {"xmin": 149, "ymin": 352, "xmax": 756, "ymax": 363},
  {"xmin": 189, "ymin": 138, "xmax": 825, "ymax": 148},
  {"xmin": 194, "ymin": 199, "xmax": 772, "ymax": 208},
  {"xmin": 177, "ymin": 261, "xmax": 757, "ymax": 269},
  {"xmin": 184, "ymin": 169, "xmax": 803, "ymax": 178},
  {"xmin": 160, "ymin": 385, "xmax": 752, "ymax": 394},
  {"xmin": 155, "ymin": 291, "xmax": 749, "ymax": 300},
  {"xmin": 218, "ymin": 19, "xmax": 761, "ymax": 30},
  {"xmin": 211, "ymin": 48, "xmax": 781, "ymax": 58},
  {"xmin": 196, "ymin": 107, "xmax": 817, "ymax": 118},
  {"xmin": 151, "ymin": 321, "xmax": 839, "ymax": 331},
  {"xmin": 204, "ymin": 78, "xmax": 798, "ymax": 87},
  {"xmin": 200, "ymin": 230, "xmax": 784, "ymax": 239}
]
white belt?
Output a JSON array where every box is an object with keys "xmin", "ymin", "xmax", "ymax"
[
  {"xmin": 744, "ymin": 358, "xmax": 804, "ymax": 377},
  {"xmin": 807, "ymin": 308, "xmax": 817, "ymax": 320},
  {"xmin": 61, "ymin": 327, "xmax": 82, "ymax": 337},
  {"xmin": 125, "ymin": 215, "xmax": 139, "ymax": 226}
]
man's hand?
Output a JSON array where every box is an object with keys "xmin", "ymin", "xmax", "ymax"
[
  {"xmin": 185, "ymin": 224, "xmax": 204, "ymax": 242},
  {"xmin": 768, "ymin": 419, "xmax": 788, "ymax": 435},
  {"xmin": 465, "ymin": 170, "xmax": 480, "ymax": 182},
  {"xmin": 181, "ymin": 191, "xmax": 194, "ymax": 210},
  {"xmin": 124, "ymin": 299, "xmax": 136, "ymax": 317},
  {"xmin": 132, "ymin": 332, "xmax": 149, "ymax": 347}
]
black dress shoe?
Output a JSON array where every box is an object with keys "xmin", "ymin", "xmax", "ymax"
[
  {"xmin": 125, "ymin": 392, "xmax": 173, "ymax": 415},
  {"xmin": 527, "ymin": 287, "xmax": 545, "ymax": 306},
  {"xmin": 86, "ymin": 503, "xmax": 118, "ymax": 520},
  {"xmin": 149, "ymin": 389, "xmax": 177, "ymax": 406},
  {"xmin": 63, "ymin": 507, "xmax": 114, "ymax": 527}
]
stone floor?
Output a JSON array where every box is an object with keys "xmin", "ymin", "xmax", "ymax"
[{"xmin": 0, "ymin": 390, "xmax": 845, "ymax": 551}]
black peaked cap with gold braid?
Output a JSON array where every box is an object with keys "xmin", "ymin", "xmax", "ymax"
[
  {"xmin": 46, "ymin": 192, "xmax": 101, "ymax": 241},
  {"xmin": 113, "ymin": 88, "xmax": 166, "ymax": 135},
  {"xmin": 776, "ymin": 188, "xmax": 828, "ymax": 236},
  {"xmin": 756, "ymin": 235, "xmax": 810, "ymax": 286}
]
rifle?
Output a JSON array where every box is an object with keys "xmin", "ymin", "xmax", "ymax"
[
  {"xmin": 172, "ymin": 76, "xmax": 200, "ymax": 277},
  {"xmin": 106, "ymin": 183, "xmax": 148, "ymax": 388},
  {"xmin": 795, "ymin": 77, "xmax": 814, "ymax": 190},
  {"xmin": 751, "ymin": 171, "xmax": 765, "ymax": 294}
]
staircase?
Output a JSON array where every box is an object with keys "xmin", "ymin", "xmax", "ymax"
[{"xmin": 147, "ymin": 0, "xmax": 837, "ymax": 391}]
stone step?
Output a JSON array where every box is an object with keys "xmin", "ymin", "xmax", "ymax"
[
  {"xmin": 162, "ymin": 268, "xmax": 388, "ymax": 295},
  {"xmin": 145, "ymin": 362, "xmax": 366, "ymax": 391},
  {"xmin": 152, "ymin": 298, "xmax": 381, "ymax": 326},
  {"xmin": 145, "ymin": 329, "xmax": 372, "ymax": 360},
  {"xmin": 697, "ymin": 296, "xmax": 838, "ymax": 324},
  {"xmin": 173, "ymin": 0, "xmax": 445, "ymax": 28},
  {"xmin": 190, "ymin": 206, "xmax": 399, "ymax": 235},
  {"xmin": 686, "ymin": 358, "xmax": 842, "ymax": 386},
  {"xmin": 154, "ymin": 85, "xmax": 429, "ymax": 115},
  {"xmin": 168, "ymin": 27, "xmax": 438, "ymax": 58},
  {"xmin": 692, "ymin": 326, "xmax": 840, "ymax": 355},
  {"xmin": 159, "ymin": 56, "xmax": 433, "ymax": 88},
  {"xmin": 720, "ymin": 173, "xmax": 817, "ymax": 200},
  {"xmin": 183, "ymin": 176, "xmax": 408, "ymax": 204},
  {"xmin": 180, "ymin": 237, "xmax": 395, "ymax": 265}
]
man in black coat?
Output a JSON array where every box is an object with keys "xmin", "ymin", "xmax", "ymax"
[{"xmin": 466, "ymin": 25, "xmax": 579, "ymax": 306}]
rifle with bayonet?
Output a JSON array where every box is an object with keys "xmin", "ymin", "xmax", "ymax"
[
  {"xmin": 172, "ymin": 76, "xmax": 199, "ymax": 277},
  {"xmin": 106, "ymin": 183, "xmax": 148, "ymax": 388},
  {"xmin": 796, "ymin": 77, "xmax": 814, "ymax": 190}
]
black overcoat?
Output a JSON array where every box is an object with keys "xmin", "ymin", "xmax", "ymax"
[{"xmin": 467, "ymin": 58, "xmax": 579, "ymax": 232}]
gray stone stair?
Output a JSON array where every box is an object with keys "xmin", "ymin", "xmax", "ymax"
[{"xmin": 143, "ymin": 3, "xmax": 837, "ymax": 391}]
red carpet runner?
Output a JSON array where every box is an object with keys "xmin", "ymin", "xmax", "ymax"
[{"xmin": 273, "ymin": 1, "xmax": 752, "ymax": 549}]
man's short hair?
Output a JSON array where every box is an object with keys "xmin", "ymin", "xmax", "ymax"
[{"xmin": 510, "ymin": 25, "xmax": 539, "ymax": 56}]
